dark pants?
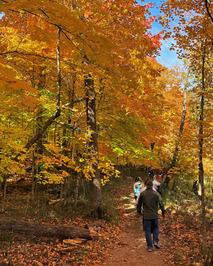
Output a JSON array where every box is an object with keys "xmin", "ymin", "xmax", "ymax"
[
  {"xmin": 142, "ymin": 217, "xmax": 153, "ymax": 233},
  {"xmin": 143, "ymin": 219, "xmax": 159, "ymax": 249}
]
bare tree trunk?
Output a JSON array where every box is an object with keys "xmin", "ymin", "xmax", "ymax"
[
  {"xmin": 85, "ymin": 74, "xmax": 103, "ymax": 219},
  {"xmin": 1, "ymin": 180, "xmax": 7, "ymax": 213},
  {"xmin": 31, "ymin": 151, "xmax": 36, "ymax": 199},
  {"xmin": 57, "ymin": 27, "xmax": 62, "ymax": 109},
  {"xmin": 1, "ymin": 174, "xmax": 7, "ymax": 192},
  {"xmin": 62, "ymin": 75, "xmax": 75, "ymax": 154},
  {"xmin": 204, "ymin": 0, "xmax": 213, "ymax": 23},
  {"xmin": 62, "ymin": 76, "xmax": 75, "ymax": 198},
  {"xmin": 199, "ymin": 52, "xmax": 206, "ymax": 237},
  {"xmin": 164, "ymin": 74, "xmax": 188, "ymax": 186},
  {"xmin": 60, "ymin": 182, "xmax": 64, "ymax": 200},
  {"xmin": 36, "ymin": 70, "xmax": 46, "ymax": 155},
  {"xmin": 66, "ymin": 176, "xmax": 72, "ymax": 198},
  {"xmin": 34, "ymin": 70, "xmax": 46, "ymax": 184},
  {"xmin": 170, "ymin": 81, "xmax": 187, "ymax": 168},
  {"xmin": 74, "ymin": 173, "xmax": 80, "ymax": 207}
]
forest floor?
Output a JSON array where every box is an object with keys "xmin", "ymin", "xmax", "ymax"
[
  {"xmin": 102, "ymin": 185, "xmax": 172, "ymax": 266},
  {"xmin": 102, "ymin": 181, "xmax": 213, "ymax": 266},
  {"xmin": 0, "ymin": 177, "xmax": 212, "ymax": 265}
]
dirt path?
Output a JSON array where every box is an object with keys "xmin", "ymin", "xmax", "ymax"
[{"xmin": 103, "ymin": 192, "xmax": 171, "ymax": 266}]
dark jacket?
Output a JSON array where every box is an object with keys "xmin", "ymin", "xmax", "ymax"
[{"xmin": 137, "ymin": 188, "xmax": 165, "ymax": 219}]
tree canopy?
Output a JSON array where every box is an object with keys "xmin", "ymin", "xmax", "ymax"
[{"xmin": 0, "ymin": 0, "xmax": 212, "ymax": 218}]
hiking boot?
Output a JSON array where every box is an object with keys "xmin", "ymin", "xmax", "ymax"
[
  {"xmin": 148, "ymin": 248, "xmax": 153, "ymax": 252},
  {"xmin": 154, "ymin": 243, "xmax": 160, "ymax": 249}
]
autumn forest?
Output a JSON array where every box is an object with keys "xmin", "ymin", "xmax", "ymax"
[{"xmin": 0, "ymin": 0, "xmax": 213, "ymax": 265}]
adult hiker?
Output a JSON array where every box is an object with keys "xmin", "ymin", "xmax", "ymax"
[
  {"xmin": 153, "ymin": 175, "xmax": 162, "ymax": 196},
  {"xmin": 158, "ymin": 170, "xmax": 164, "ymax": 181},
  {"xmin": 135, "ymin": 178, "xmax": 157, "ymax": 206},
  {"xmin": 137, "ymin": 180, "xmax": 165, "ymax": 252},
  {"xmin": 135, "ymin": 178, "xmax": 157, "ymax": 231},
  {"xmin": 148, "ymin": 167, "xmax": 154, "ymax": 180},
  {"xmin": 133, "ymin": 176, "xmax": 142, "ymax": 200}
]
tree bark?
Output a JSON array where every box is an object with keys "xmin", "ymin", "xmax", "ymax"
[
  {"xmin": 205, "ymin": 0, "xmax": 213, "ymax": 24},
  {"xmin": 36, "ymin": 70, "xmax": 46, "ymax": 155},
  {"xmin": 170, "ymin": 83, "xmax": 187, "ymax": 168},
  {"xmin": 62, "ymin": 76, "xmax": 74, "ymax": 155},
  {"xmin": 0, "ymin": 219, "xmax": 92, "ymax": 240},
  {"xmin": 199, "ymin": 51, "xmax": 206, "ymax": 237},
  {"xmin": 57, "ymin": 26, "xmax": 61, "ymax": 109},
  {"xmin": 85, "ymin": 74, "xmax": 103, "ymax": 219},
  {"xmin": 164, "ymin": 74, "xmax": 188, "ymax": 186}
]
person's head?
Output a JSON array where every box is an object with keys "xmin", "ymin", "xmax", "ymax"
[
  {"xmin": 146, "ymin": 180, "xmax": 153, "ymax": 189},
  {"xmin": 153, "ymin": 175, "xmax": 158, "ymax": 180},
  {"xmin": 135, "ymin": 177, "xmax": 140, "ymax": 182}
]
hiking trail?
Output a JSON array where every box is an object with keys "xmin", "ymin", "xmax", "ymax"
[{"xmin": 103, "ymin": 186, "xmax": 171, "ymax": 266}]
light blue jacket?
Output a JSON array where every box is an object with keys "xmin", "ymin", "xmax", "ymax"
[{"xmin": 133, "ymin": 181, "xmax": 142, "ymax": 197}]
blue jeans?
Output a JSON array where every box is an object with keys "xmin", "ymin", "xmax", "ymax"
[{"xmin": 143, "ymin": 219, "xmax": 159, "ymax": 248}]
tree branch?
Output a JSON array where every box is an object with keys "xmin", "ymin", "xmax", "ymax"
[
  {"xmin": 14, "ymin": 108, "xmax": 61, "ymax": 161},
  {"xmin": 205, "ymin": 0, "xmax": 213, "ymax": 24},
  {"xmin": 14, "ymin": 97, "xmax": 87, "ymax": 160},
  {"xmin": 0, "ymin": 50, "xmax": 57, "ymax": 61}
]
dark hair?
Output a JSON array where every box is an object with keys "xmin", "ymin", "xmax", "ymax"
[
  {"xmin": 134, "ymin": 177, "xmax": 140, "ymax": 182},
  {"xmin": 146, "ymin": 180, "xmax": 153, "ymax": 188}
]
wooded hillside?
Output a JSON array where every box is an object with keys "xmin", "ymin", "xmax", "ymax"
[{"xmin": 0, "ymin": 0, "xmax": 212, "ymax": 264}]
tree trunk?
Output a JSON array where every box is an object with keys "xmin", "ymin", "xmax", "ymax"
[
  {"xmin": 164, "ymin": 74, "xmax": 188, "ymax": 186},
  {"xmin": 170, "ymin": 81, "xmax": 187, "ymax": 168},
  {"xmin": 81, "ymin": 176, "xmax": 86, "ymax": 199},
  {"xmin": 205, "ymin": 0, "xmax": 213, "ymax": 23},
  {"xmin": 0, "ymin": 219, "xmax": 91, "ymax": 240},
  {"xmin": 74, "ymin": 173, "xmax": 80, "ymax": 207},
  {"xmin": 57, "ymin": 26, "xmax": 62, "ymax": 109},
  {"xmin": 31, "ymin": 151, "xmax": 37, "ymax": 199},
  {"xmin": 199, "ymin": 52, "xmax": 206, "ymax": 237},
  {"xmin": 36, "ymin": 70, "xmax": 46, "ymax": 155},
  {"xmin": 85, "ymin": 74, "xmax": 103, "ymax": 219},
  {"xmin": 1, "ymin": 180, "xmax": 7, "ymax": 213},
  {"xmin": 62, "ymin": 75, "xmax": 75, "ymax": 155},
  {"xmin": 1, "ymin": 174, "xmax": 7, "ymax": 191}
]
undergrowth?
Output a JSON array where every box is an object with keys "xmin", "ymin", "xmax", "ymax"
[{"xmin": 162, "ymin": 183, "xmax": 213, "ymax": 266}]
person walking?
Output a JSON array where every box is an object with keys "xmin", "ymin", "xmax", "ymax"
[
  {"xmin": 148, "ymin": 167, "xmax": 154, "ymax": 180},
  {"xmin": 133, "ymin": 177, "xmax": 142, "ymax": 200},
  {"xmin": 137, "ymin": 180, "xmax": 165, "ymax": 252},
  {"xmin": 153, "ymin": 175, "xmax": 162, "ymax": 195},
  {"xmin": 158, "ymin": 170, "xmax": 164, "ymax": 182},
  {"xmin": 135, "ymin": 178, "xmax": 157, "ymax": 206}
]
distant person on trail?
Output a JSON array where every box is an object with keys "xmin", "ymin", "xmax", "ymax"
[
  {"xmin": 133, "ymin": 177, "xmax": 142, "ymax": 200},
  {"xmin": 148, "ymin": 167, "xmax": 154, "ymax": 180},
  {"xmin": 158, "ymin": 170, "xmax": 164, "ymax": 181},
  {"xmin": 153, "ymin": 175, "xmax": 162, "ymax": 196},
  {"xmin": 137, "ymin": 180, "xmax": 165, "ymax": 252},
  {"xmin": 158, "ymin": 173, "xmax": 162, "ymax": 182}
]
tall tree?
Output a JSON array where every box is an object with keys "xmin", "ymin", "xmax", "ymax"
[
  {"xmin": 161, "ymin": 0, "xmax": 213, "ymax": 234},
  {"xmin": 0, "ymin": 0, "xmax": 169, "ymax": 217}
]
